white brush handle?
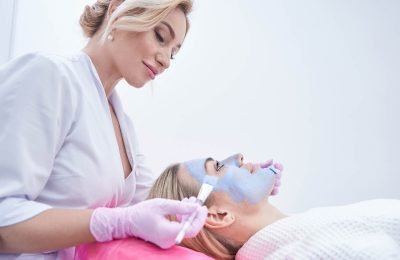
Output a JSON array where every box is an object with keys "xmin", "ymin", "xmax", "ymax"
[{"xmin": 175, "ymin": 181, "xmax": 216, "ymax": 244}]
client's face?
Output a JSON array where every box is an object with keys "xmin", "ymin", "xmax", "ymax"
[
  {"xmin": 183, "ymin": 153, "xmax": 276, "ymax": 204},
  {"xmin": 180, "ymin": 153, "xmax": 283, "ymax": 244}
]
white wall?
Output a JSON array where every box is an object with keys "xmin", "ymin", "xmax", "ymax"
[
  {"xmin": 0, "ymin": 0, "xmax": 17, "ymax": 64},
  {"xmin": 2, "ymin": 0, "xmax": 399, "ymax": 213}
]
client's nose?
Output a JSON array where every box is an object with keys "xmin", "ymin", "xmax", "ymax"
[
  {"xmin": 237, "ymin": 153, "xmax": 244, "ymax": 167},
  {"xmin": 241, "ymin": 163, "xmax": 256, "ymax": 173},
  {"xmin": 221, "ymin": 153, "xmax": 244, "ymax": 167}
]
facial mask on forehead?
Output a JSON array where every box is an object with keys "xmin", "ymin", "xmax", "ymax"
[{"xmin": 184, "ymin": 155, "xmax": 277, "ymax": 204}]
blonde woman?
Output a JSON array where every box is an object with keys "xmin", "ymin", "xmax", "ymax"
[
  {"xmin": 148, "ymin": 153, "xmax": 400, "ymax": 259},
  {"xmin": 0, "ymin": 0, "xmax": 208, "ymax": 259}
]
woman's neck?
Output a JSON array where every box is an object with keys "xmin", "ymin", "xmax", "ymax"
[{"xmin": 82, "ymin": 36, "xmax": 121, "ymax": 97}]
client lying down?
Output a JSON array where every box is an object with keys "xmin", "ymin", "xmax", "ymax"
[{"xmin": 148, "ymin": 153, "xmax": 400, "ymax": 260}]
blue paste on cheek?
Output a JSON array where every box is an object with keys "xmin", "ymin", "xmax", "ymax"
[
  {"xmin": 216, "ymin": 166, "xmax": 276, "ymax": 204},
  {"xmin": 184, "ymin": 155, "xmax": 276, "ymax": 204}
]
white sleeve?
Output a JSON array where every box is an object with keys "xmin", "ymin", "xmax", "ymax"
[{"xmin": 0, "ymin": 53, "xmax": 75, "ymax": 226}]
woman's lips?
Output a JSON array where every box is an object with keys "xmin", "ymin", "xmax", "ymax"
[{"xmin": 144, "ymin": 62, "xmax": 159, "ymax": 80}]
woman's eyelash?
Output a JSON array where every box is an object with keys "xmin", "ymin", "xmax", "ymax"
[
  {"xmin": 155, "ymin": 29, "xmax": 176, "ymax": 60},
  {"xmin": 155, "ymin": 31, "xmax": 164, "ymax": 43}
]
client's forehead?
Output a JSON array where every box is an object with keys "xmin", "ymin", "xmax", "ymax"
[
  {"xmin": 178, "ymin": 163, "xmax": 208, "ymax": 193},
  {"xmin": 182, "ymin": 158, "xmax": 207, "ymax": 184}
]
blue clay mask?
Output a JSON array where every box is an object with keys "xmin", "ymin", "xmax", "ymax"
[{"xmin": 184, "ymin": 154, "xmax": 276, "ymax": 204}]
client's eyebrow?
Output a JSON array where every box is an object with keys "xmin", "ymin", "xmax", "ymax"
[{"xmin": 204, "ymin": 157, "xmax": 214, "ymax": 172}]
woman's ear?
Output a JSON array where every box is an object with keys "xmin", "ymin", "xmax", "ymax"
[{"xmin": 205, "ymin": 205, "xmax": 235, "ymax": 230}]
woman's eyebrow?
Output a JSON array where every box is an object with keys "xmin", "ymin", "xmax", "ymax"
[
  {"xmin": 161, "ymin": 21, "xmax": 175, "ymax": 38},
  {"xmin": 161, "ymin": 21, "xmax": 182, "ymax": 49}
]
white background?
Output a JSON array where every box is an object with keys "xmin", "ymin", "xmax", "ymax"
[{"xmin": 1, "ymin": 0, "xmax": 399, "ymax": 213}]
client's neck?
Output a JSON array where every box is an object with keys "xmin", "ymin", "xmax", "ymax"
[
  {"xmin": 264, "ymin": 203, "xmax": 287, "ymax": 226},
  {"xmin": 228, "ymin": 202, "xmax": 287, "ymax": 245}
]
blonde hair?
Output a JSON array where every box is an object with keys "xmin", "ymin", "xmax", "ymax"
[
  {"xmin": 80, "ymin": 0, "xmax": 193, "ymax": 41},
  {"xmin": 148, "ymin": 164, "xmax": 241, "ymax": 260}
]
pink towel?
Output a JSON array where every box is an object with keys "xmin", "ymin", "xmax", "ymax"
[{"xmin": 75, "ymin": 237, "xmax": 214, "ymax": 260}]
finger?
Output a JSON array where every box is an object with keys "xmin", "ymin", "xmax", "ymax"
[
  {"xmin": 178, "ymin": 197, "xmax": 196, "ymax": 221},
  {"xmin": 176, "ymin": 214, "xmax": 183, "ymax": 222},
  {"xmin": 273, "ymin": 174, "xmax": 282, "ymax": 183},
  {"xmin": 153, "ymin": 220, "xmax": 183, "ymax": 249},
  {"xmin": 181, "ymin": 197, "xmax": 196, "ymax": 204},
  {"xmin": 158, "ymin": 199, "xmax": 200, "ymax": 215},
  {"xmin": 184, "ymin": 196, "xmax": 198, "ymax": 204},
  {"xmin": 270, "ymin": 188, "xmax": 279, "ymax": 195},
  {"xmin": 185, "ymin": 206, "xmax": 208, "ymax": 238},
  {"xmin": 260, "ymin": 159, "xmax": 273, "ymax": 168},
  {"xmin": 274, "ymin": 162, "xmax": 284, "ymax": 171}
]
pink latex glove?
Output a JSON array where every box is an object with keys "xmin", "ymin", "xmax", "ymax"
[
  {"xmin": 259, "ymin": 160, "xmax": 283, "ymax": 195},
  {"xmin": 90, "ymin": 198, "xmax": 207, "ymax": 249}
]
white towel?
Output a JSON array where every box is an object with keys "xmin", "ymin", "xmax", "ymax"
[{"xmin": 236, "ymin": 199, "xmax": 400, "ymax": 260}]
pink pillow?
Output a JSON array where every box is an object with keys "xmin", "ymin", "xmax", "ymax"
[{"xmin": 75, "ymin": 237, "xmax": 214, "ymax": 260}]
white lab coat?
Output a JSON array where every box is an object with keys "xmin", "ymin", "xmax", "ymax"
[{"xmin": 0, "ymin": 52, "xmax": 155, "ymax": 259}]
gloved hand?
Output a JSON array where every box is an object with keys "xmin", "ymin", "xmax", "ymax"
[
  {"xmin": 90, "ymin": 198, "xmax": 207, "ymax": 249},
  {"xmin": 259, "ymin": 160, "xmax": 283, "ymax": 195}
]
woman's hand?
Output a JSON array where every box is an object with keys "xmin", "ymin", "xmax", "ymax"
[{"xmin": 90, "ymin": 198, "xmax": 207, "ymax": 249}]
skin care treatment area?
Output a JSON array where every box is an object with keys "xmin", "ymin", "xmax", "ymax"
[{"xmin": 1, "ymin": 1, "xmax": 399, "ymax": 259}]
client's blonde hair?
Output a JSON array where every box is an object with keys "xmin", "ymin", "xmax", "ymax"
[
  {"xmin": 80, "ymin": 0, "xmax": 193, "ymax": 41},
  {"xmin": 148, "ymin": 164, "xmax": 241, "ymax": 260}
]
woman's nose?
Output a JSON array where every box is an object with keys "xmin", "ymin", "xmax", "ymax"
[{"xmin": 156, "ymin": 52, "xmax": 170, "ymax": 71}]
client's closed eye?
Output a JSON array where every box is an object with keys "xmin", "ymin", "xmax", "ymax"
[{"xmin": 215, "ymin": 160, "xmax": 224, "ymax": 172}]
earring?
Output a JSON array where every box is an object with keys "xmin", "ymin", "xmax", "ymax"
[{"xmin": 107, "ymin": 33, "xmax": 113, "ymax": 41}]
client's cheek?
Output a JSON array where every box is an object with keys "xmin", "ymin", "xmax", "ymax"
[{"xmin": 214, "ymin": 168, "xmax": 275, "ymax": 204}]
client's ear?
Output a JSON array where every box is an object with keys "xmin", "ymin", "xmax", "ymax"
[{"xmin": 204, "ymin": 205, "xmax": 235, "ymax": 230}]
